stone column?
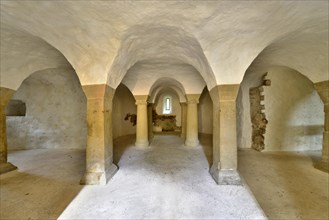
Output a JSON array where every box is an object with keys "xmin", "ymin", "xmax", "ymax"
[
  {"xmin": 80, "ymin": 84, "xmax": 118, "ymax": 185},
  {"xmin": 147, "ymin": 103, "xmax": 154, "ymax": 143},
  {"xmin": 0, "ymin": 87, "xmax": 17, "ymax": 174},
  {"xmin": 135, "ymin": 95, "xmax": 149, "ymax": 148},
  {"xmin": 314, "ymin": 80, "xmax": 329, "ymax": 173},
  {"xmin": 180, "ymin": 102, "xmax": 187, "ymax": 138},
  {"xmin": 210, "ymin": 85, "xmax": 241, "ymax": 185},
  {"xmin": 185, "ymin": 95, "xmax": 200, "ymax": 146}
]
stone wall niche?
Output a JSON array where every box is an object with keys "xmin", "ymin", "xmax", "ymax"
[
  {"xmin": 249, "ymin": 74, "xmax": 270, "ymax": 151},
  {"xmin": 6, "ymin": 100, "xmax": 26, "ymax": 116},
  {"xmin": 6, "ymin": 67, "xmax": 87, "ymax": 150}
]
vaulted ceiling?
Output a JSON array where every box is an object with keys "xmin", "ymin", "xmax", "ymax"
[{"xmin": 1, "ymin": 1, "xmax": 328, "ymax": 91}]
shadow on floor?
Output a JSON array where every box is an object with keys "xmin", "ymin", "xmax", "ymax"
[
  {"xmin": 0, "ymin": 149, "xmax": 85, "ymax": 220},
  {"xmin": 113, "ymin": 134, "xmax": 136, "ymax": 165},
  {"xmin": 199, "ymin": 133, "xmax": 213, "ymax": 168}
]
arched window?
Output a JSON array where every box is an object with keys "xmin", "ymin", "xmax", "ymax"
[{"xmin": 163, "ymin": 95, "xmax": 172, "ymax": 114}]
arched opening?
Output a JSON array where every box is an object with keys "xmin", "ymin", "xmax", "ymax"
[
  {"xmin": 106, "ymin": 24, "xmax": 217, "ymax": 194},
  {"xmin": 198, "ymin": 86, "xmax": 213, "ymax": 167},
  {"xmin": 237, "ymin": 64, "xmax": 326, "ymax": 219},
  {"xmin": 112, "ymin": 83, "xmax": 137, "ymax": 165},
  {"xmin": 112, "ymin": 83, "xmax": 137, "ymax": 140},
  {"xmin": 153, "ymin": 90, "xmax": 181, "ymax": 134},
  {"xmin": 3, "ymin": 67, "xmax": 86, "ymax": 219},
  {"xmin": 6, "ymin": 67, "xmax": 87, "ymax": 150}
]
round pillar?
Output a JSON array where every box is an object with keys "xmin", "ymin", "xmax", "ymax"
[
  {"xmin": 135, "ymin": 96, "xmax": 149, "ymax": 148},
  {"xmin": 185, "ymin": 95, "xmax": 200, "ymax": 147}
]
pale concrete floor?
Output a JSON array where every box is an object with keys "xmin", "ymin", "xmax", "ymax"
[
  {"xmin": 238, "ymin": 149, "xmax": 329, "ymax": 220},
  {"xmin": 59, "ymin": 134, "xmax": 265, "ymax": 219},
  {"xmin": 1, "ymin": 134, "xmax": 265, "ymax": 219},
  {"xmin": 2, "ymin": 135, "xmax": 327, "ymax": 220}
]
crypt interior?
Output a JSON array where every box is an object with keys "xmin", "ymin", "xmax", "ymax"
[{"xmin": 0, "ymin": 1, "xmax": 328, "ymax": 219}]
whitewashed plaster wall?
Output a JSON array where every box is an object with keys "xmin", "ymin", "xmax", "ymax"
[
  {"xmin": 112, "ymin": 84, "xmax": 137, "ymax": 139},
  {"xmin": 155, "ymin": 92, "xmax": 181, "ymax": 127},
  {"xmin": 238, "ymin": 66, "xmax": 324, "ymax": 151},
  {"xmin": 6, "ymin": 68, "xmax": 86, "ymax": 150},
  {"xmin": 263, "ymin": 68, "xmax": 323, "ymax": 151},
  {"xmin": 237, "ymin": 74, "xmax": 264, "ymax": 149},
  {"xmin": 198, "ymin": 88, "xmax": 213, "ymax": 134}
]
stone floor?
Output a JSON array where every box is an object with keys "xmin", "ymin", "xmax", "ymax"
[
  {"xmin": 1, "ymin": 134, "xmax": 265, "ymax": 219},
  {"xmin": 238, "ymin": 149, "xmax": 329, "ymax": 220},
  {"xmin": 59, "ymin": 134, "xmax": 265, "ymax": 219},
  {"xmin": 1, "ymin": 134, "xmax": 327, "ymax": 219},
  {"xmin": 0, "ymin": 149, "xmax": 85, "ymax": 219}
]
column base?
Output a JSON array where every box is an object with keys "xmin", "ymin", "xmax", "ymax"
[
  {"xmin": 135, "ymin": 140, "xmax": 149, "ymax": 148},
  {"xmin": 185, "ymin": 139, "xmax": 199, "ymax": 147},
  {"xmin": 210, "ymin": 167, "xmax": 242, "ymax": 185},
  {"xmin": 80, "ymin": 163, "xmax": 118, "ymax": 185},
  {"xmin": 314, "ymin": 160, "xmax": 329, "ymax": 173},
  {"xmin": 0, "ymin": 162, "xmax": 17, "ymax": 174},
  {"xmin": 148, "ymin": 135, "xmax": 154, "ymax": 145}
]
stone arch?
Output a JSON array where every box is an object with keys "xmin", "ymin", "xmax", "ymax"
[
  {"xmin": 152, "ymin": 87, "xmax": 185, "ymax": 106},
  {"xmin": 149, "ymin": 78, "xmax": 186, "ymax": 104},
  {"xmin": 238, "ymin": 64, "xmax": 324, "ymax": 152},
  {"xmin": 237, "ymin": 16, "xmax": 328, "ymax": 150},
  {"xmin": 107, "ymin": 24, "xmax": 217, "ymax": 90},
  {"xmin": 0, "ymin": 24, "xmax": 80, "ymax": 91},
  {"xmin": 149, "ymin": 78, "xmax": 186, "ymax": 133}
]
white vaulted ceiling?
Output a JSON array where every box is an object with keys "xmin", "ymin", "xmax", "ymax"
[
  {"xmin": 122, "ymin": 59, "xmax": 205, "ymax": 96},
  {"xmin": 1, "ymin": 1, "xmax": 328, "ymax": 90}
]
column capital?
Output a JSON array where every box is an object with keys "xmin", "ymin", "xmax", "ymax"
[
  {"xmin": 82, "ymin": 84, "xmax": 115, "ymax": 100},
  {"xmin": 314, "ymin": 80, "xmax": 329, "ymax": 104},
  {"xmin": 185, "ymin": 94, "xmax": 200, "ymax": 104},
  {"xmin": 209, "ymin": 84, "xmax": 240, "ymax": 104},
  {"xmin": 134, "ymin": 95, "xmax": 149, "ymax": 105}
]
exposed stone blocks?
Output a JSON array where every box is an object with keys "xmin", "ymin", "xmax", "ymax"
[{"xmin": 249, "ymin": 74, "xmax": 270, "ymax": 152}]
